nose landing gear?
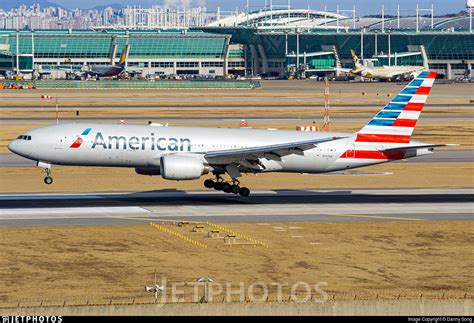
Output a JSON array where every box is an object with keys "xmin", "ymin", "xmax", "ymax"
[
  {"xmin": 43, "ymin": 167, "xmax": 53, "ymax": 185},
  {"xmin": 203, "ymin": 176, "xmax": 250, "ymax": 197}
]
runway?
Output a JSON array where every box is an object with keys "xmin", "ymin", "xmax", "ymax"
[
  {"xmin": 1, "ymin": 150, "xmax": 472, "ymax": 167},
  {"xmin": 0, "ymin": 188, "xmax": 472, "ymax": 227},
  {"xmin": 2, "ymin": 115, "xmax": 472, "ymax": 124}
]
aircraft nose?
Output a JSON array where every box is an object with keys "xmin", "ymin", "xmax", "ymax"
[
  {"xmin": 7, "ymin": 140, "xmax": 19, "ymax": 155},
  {"xmin": 8, "ymin": 139, "xmax": 29, "ymax": 158}
]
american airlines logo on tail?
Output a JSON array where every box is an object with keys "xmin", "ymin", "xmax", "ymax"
[
  {"xmin": 70, "ymin": 128, "xmax": 92, "ymax": 148},
  {"xmin": 355, "ymin": 71, "xmax": 437, "ymax": 144}
]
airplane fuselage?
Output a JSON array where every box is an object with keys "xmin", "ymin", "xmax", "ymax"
[
  {"xmin": 7, "ymin": 71, "xmax": 442, "ymax": 195},
  {"xmin": 352, "ymin": 66, "xmax": 425, "ymax": 79},
  {"xmin": 8, "ymin": 123, "xmax": 431, "ymax": 175},
  {"xmin": 90, "ymin": 65, "xmax": 125, "ymax": 78}
]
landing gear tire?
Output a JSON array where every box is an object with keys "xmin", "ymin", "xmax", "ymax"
[
  {"xmin": 44, "ymin": 176, "xmax": 53, "ymax": 185},
  {"xmin": 222, "ymin": 183, "xmax": 232, "ymax": 193},
  {"xmin": 230, "ymin": 184, "xmax": 240, "ymax": 194},
  {"xmin": 214, "ymin": 182, "xmax": 224, "ymax": 191},
  {"xmin": 238, "ymin": 187, "xmax": 250, "ymax": 197},
  {"xmin": 204, "ymin": 179, "xmax": 215, "ymax": 188}
]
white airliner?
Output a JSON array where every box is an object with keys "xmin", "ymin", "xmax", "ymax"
[
  {"xmin": 8, "ymin": 71, "xmax": 448, "ymax": 196},
  {"xmin": 350, "ymin": 50, "xmax": 426, "ymax": 80}
]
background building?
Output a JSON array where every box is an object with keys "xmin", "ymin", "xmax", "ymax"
[
  {"xmin": 0, "ymin": 4, "xmax": 473, "ymax": 80},
  {"xmin": 0, "ymin": 29, "xmax": 233, "ymax": 78}
]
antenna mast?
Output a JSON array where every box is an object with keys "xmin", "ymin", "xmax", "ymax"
[{"xmin": 322, "ymin": 77, "xmax": 330, "ymax": 131}]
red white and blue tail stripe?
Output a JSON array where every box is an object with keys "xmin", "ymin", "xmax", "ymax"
[{"xmin": 356, "ymin": 71, "xmax": 437, "ymax": 144}]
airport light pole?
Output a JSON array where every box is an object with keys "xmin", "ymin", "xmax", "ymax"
[
  {"xmin": 470, "ymin": 7, "xmax": 473, "ymax": 33},
  {"xmin": 381, "ymin": 5, "xmax": 384, "ymax": 33},
  {"xmin": 196, "ymin": 277, "xmax": 213, "ymax": 303},
  {"xmin": 416, "ymin": 4, "xmax": 419, "ymax": 33},
  {"xmin": 431, "ymin": 3, "xmax": 434, "ymax": 29},
  {"xmin": 296, "ymin": 31, "xmax": 300, "ymax": 76},
  {"xmin": 31, "ymin": 30, "xmax": 35, "ymax": 72},
  {"xmin": 374, "ymin": 31, "xmax": 378, "ymax": 56},
  {"xmin": 353, "ymin": 5, "xmax": 356, "ymax": 29},
  {"xmin": 397, "ymin": 4, "xmax": 400, "ymax": 29},
  {"xmin": 16, "ymin": 29, "xmax": 20, "ymax": 76},
  {"xmin": 388, "ymin": 31, "xmax": 391, "ymax": 67}
]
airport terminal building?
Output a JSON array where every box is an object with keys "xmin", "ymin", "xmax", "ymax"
[{"xmin": 0, "ymin": 8, "xmax": 473, "ymax": 79}]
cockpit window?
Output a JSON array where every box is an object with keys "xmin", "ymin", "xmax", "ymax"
[{"xmin": 16, "ymin": 135, "xmax": 31, "ymax": 141}]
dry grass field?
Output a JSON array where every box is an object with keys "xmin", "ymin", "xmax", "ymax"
[
  {"xmin": 0, "ymin": 80, "xmax": 472, "ymax": 107},
  {"xmin": 0, "ymin": 221, "xmax": 472, "ymax": 304}
]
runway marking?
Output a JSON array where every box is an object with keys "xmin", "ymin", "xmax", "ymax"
[{"xmin": 325, "ymin": 213, "xmax": 426, "ymax": 221}]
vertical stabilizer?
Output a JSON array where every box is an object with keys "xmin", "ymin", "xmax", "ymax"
[
  {"xmin": 356, "ymin": 71, "xmax": 437, "ymax": 144},
  {"xmin": 351, "ymin": 49, "xmax": 362, "ymax": 69},
  {"xmin": 117, "ymin": 44, "xmax": 129, "ymax": 67}
]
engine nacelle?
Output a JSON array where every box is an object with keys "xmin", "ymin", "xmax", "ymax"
[
  {"xmin": 160, "ymin": 154, "xmax": 209, "ymax": 180},
  {"xmin": 135, "ymin": 167, "xmax": 161, "ymax": 176}
]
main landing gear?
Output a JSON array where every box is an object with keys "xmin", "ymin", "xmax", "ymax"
[
  {"xmin": 43, "ymin": 168, "xmax": 53, "ymax": 185},
  {"xmin": 204, "ymin": 176, "xmax": 250, "ymax": 197}
]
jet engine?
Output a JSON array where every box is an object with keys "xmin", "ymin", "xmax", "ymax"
[
  {"xmin": 135, "ymin": 167, "xmax": 161, "ymax": 176},
  {"xmin": 160, "ymin": 154, "xmax": 209, "ymax": 180}
]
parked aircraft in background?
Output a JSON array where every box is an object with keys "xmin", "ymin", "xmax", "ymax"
[
  {"xmin": 76, "ymin": 45, "xmax": 130, "ymax": 80},
  {"xmin": 8, "ymin": 71, "xmax": 449, "ymax": 196},
  {"xmin": 350, "ymin": 50, "xmax": 426, "ymax": 80}
]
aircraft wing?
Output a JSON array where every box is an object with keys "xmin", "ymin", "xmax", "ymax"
[{"xmin": 205, "ymin": 136, "xmax": 347, "ymax": 163}]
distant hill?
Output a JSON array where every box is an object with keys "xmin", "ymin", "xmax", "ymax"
[{"xmin": 0, "ymin": 0, "xmax": 62, "ymax": 10}]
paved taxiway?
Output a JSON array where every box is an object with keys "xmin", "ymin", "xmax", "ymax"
[
  {"xmin": 2, "ymin": 103, "xmax": 473, "ymax": 109},
  {"xmin": 0, "ymin": 188, "xmax": 472, "ymax": 227},
  {"xmin": 2, "ymin": 115, "xmax": 472, "ymax": 124},
  {"xmin": 1, "ymin": 150, "xmax": 472, "ymax": 167}
]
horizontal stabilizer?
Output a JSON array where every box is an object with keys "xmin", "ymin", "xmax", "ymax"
[{"xmin": 380, "ymin": 144, "xmax": 457, "ymax": 152}]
